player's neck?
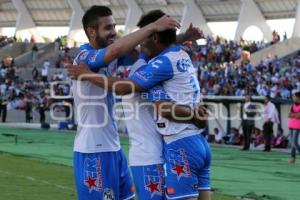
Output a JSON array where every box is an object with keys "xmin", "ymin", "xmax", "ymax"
[
  {"xmin": 89, "ymin": 41, "xmax": 103, "ymax": 49},
  {"xmin": 156, "ymin": 43, "xmax": 175, "ymax": 56}
]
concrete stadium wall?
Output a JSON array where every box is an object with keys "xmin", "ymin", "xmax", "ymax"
[
  {"xmin": 17, "ymin": 67, "xmax": 67, "ymax": 81},
  {"xmin": 2, "ymin": 102, "xmax": 292, "ymax": 136},
  {"xmin": 237, "ymin": 37, "xmax": 300, "ymax": 65},
  {"xmin": 207, "ymin": 102, "xmax": 291, "ymax": 136},
  {"xmin": 0, "ymin": 43, "xmax": 36, "ymax": 60}
]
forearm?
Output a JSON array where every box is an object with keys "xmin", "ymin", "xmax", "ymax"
[
  {"xmin": 289, "ymin": 112, "xmax": 297, "ymax": 118},
  {"xmin": 105, "ymin": 25, "xmax": 154, "ymax": 63},
  {"xmin": 156, "ymin": 101, "xmax": 194, "ymax": 123},
  {"xmin": 85, "ymin": 75, "xmax": 141, "ymax": 95}
]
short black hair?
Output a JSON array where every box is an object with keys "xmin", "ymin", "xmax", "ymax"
[
  {"xmin": 137, "ymin": 10, "xmax": 176, "ymax": 46},
  {"xmin": 82, "ymin": 6, "xmax": 112, "ymax": 37},
  {"xmin": 265, "ymin": 95, "xmax": 271, "ymax": 100},
  {"xmin": 294, "ymin": 92, "xmax": 300, "ymax": 98}
]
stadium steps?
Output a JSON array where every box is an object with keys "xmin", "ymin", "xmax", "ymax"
[
  {"xmin": 0, "ymin": 43, "xmax": 42, "ymax": 61},
  {"xmin": 16, "ymin": 46, "xmax": 79, "ymax": 81},
  {"xmin": 14, "ymin": 42, "xmax": 55, "ymax": 67},
  {"xmin": 238, "ymin": 37, "xmax": 300, "ymax": 65}
]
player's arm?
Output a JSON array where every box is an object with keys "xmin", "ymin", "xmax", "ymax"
[
  {"xmin": 67, "ymin": 55, "xmax": 173, "ymax": 95},
  {"xmin": 103, "ymin": 15, "xmax": 179, "ymax": 64},
  {"xmin": 67, "ymin": 62, "xmax": 141, "ymax": 94},
  {"xmin": 176, "ymin": 23, "xmax": 204, "ymax": 44},
  {"xmin": 148, "ymin": 86, "xmax": 208, "ymax": 129},
  {"xmin": 155, "ymin": 100, "xmax": 208, "ymax": 129},
  {"xmin": 74, "ymin": 16, "xmax": 179, "ymax": 72}
]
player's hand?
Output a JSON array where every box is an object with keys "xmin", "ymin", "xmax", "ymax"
[
  {"xmin": 152, "ymin": 15, "xmax": 181, "ymax": 32},
  {"xmin": 192, "ymin": 105, "xmax": 208, "ymax": 129},
  {"xmin": 184, "ymin": 23, "xmax": 204, "ymax": 41},
  {"xmin": 66, "ymin": 62, "xmax": 92, "ymax": 80}
]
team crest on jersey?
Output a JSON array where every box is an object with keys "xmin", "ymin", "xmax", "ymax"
[
  {"xmin": 103, "ymin": 188, "xmax": 115, "ymax": 200},
  {"xmin": 79, "ymin": 50, "xmax": 88, "ymax": 61},
  {"xmin": 168, "ymin": 148, "xmax": 191, "ymax": 180},
  {"xmin": 89, "ymin": 50, "xmax": 100, "ymax": 63},
  {"xmin": 83, "ymin": 157, "xmax": 103, "ymax": 193},
  {"xmin": 176, "ymin": 58, "xmax": 192, "ymax": 72},
  {"xmin": 143, "ymin": 165, "xmax": 165, "ymax": 197},
  {"xmin": 107, "ymin": 59, "xmax": 118, "ymax": 77}
]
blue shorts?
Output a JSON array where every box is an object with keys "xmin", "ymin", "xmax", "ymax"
[
  {"xmin": 163, "ymin": 134, "xmax": 211, "ymax": 200},
  {"xmin": 74, "ymin": 150, "xmax": 135, "ymax": 200},
  {"xmin": 131, "ymin": 164, "xmax": 165, "ymax": 200}
]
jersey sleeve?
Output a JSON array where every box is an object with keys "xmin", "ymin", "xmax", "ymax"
[
  {"xmin": 138, "ymin": 52, "xmax": 150, "ymax": 62},
  {"xmin": 128, "ymin": 53, "xmax": 150, "ymax": 78},
  {"xmin": 75, "ymin": 48, "xmax": 108, "ymax": 72},
  {"xmin": 147, "ymin": 85, "xmax": 171, "ymax": 102},
  {"xmin": 130, "ymin": 55, "xmax": 173, "ymax": 90}
]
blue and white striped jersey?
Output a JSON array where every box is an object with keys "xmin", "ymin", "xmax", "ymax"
[
  {"xmin": 130, "ymin": 45, "xmax": 202, "ymax": 143},
  {"xmin": 72, "ymin": 44, "xmax": 120, "ymax": 153}
]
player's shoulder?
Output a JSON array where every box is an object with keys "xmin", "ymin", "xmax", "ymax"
[{"xmin": 159, "ymin": 45, "xmax": 190, "ymax": 62}]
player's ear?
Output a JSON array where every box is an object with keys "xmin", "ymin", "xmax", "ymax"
[
  {"xmin": 87, "ymin": 27, "xmax": 96, "ymax": 39},
  {"xmin": 152, "ymin": 33, "xmax": 159, "ymax": 44}
]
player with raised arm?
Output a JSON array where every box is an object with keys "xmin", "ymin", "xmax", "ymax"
[
  {"xmin": 69, "ymin": 9, "xmax": 210, "ymax": 200},
  {"xmin": 71, "ymin": 6, "xmax": 180, "ymax": 200}
]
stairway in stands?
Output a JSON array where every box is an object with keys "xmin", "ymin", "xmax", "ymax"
[{"xmin": 241, "ymin": 37, "xmax": 300, "ymax": 65}]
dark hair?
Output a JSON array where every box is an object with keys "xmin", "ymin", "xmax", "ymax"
[
  {"xmin": 137, "ymin": 10, "xmax": 176, "ymax": 46},
  {"xmin": 265, "ymin": 95, "xmax": 271, "ymax": 100},
  {"xmin": 295, "ymin": 92, "xmax": 300, "ymax": 98},
  {"xmin": 82, "ymin": 6, "xmax": 112, "ymax": 37}
]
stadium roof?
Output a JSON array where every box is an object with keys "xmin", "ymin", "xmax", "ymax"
[{"xmin": 0, "ymin": 0, "xmax": 298, "ymax": 27}]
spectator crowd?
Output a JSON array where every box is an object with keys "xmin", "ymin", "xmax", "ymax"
[{"xmin": 181, "ymin": 35, "xmax": 300, "ymax": 98}]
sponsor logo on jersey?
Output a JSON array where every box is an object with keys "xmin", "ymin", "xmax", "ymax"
[
  {"xmin": 143, "ymin": 165, "xmax": 165, "ymax": 197},
  {"xmin": 103, "ymin": 188, "xmax": 115, "ymax": 200},
  {"xmin": 167, "ymin": 187, "xmax": 175, "ymax": 195},
  {"xmin": 83, "ymin": 157, "xmax": 103, "ymax": 193},
  {"xmin": 157, "ymin": 123, "xmax": 166, "ymax": 128},
  {"xmin": 134, "ymin": 71, "xmax": 153, "ymax": 81},
  {"xmin": 168, "ymin": 148, "xmax": 191, "ymax": 180},
  {"xmin": 176, "ymin": 58, "xmax": 192, "ymax": 72}
]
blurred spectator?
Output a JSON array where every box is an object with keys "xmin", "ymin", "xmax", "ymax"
[
  {"xmin": 271, "ymin": 30, "xmax": 280, "ymax": 44},
  {"xmin": 0, "ymin": 90, "xmax": 8, "ymax": 122},
  {"xmin": 32, "ymin": 67, "xmax": 39, "ymax": 80},
  {"xmin": 226, "ymin": 128, "xmax": 242, "ymax": 145},
  {"xmin": 287, "ymin": 92, "xmax": 300, "ymax": 164},
  {"xmin": 24, "ymin": 91, "xmax": 34, "ymax": 123},
  {"xmin": 213, "ymin": 127, "xmax": 224, "ymax": 144},
  {"xmin": 37, "ymin": 92, "xmax": 48, "ymax": 124},
  {"xmin": 30, "ymin": 35, "xmax": 36, "ymax": 44},
  {"xmin": 283, "ymin": 32, "xmax": 287, "ymax": 40},
  {"xmin": 263, "ymin": 96, "xmax": 280, "ymax": 152},
  {"xmin": 0, "ymin": 35, "xmax": 15, "ymax": 48},
  {"xmin": 32, "ymin": 44, "xmax": 39, "ymax": 61},
  {"xmin": 241, "ymin": 95, "xmax": 256, "ymax": 150},
  {"xmin": 42, "ymin": 60, "xmax": 50, "ymax": 82},
  {"xmin": 273, "ymin": 128, "xmax": 288, "ymax": 148},
  {"xmin": 254, "ymin": 128, "xmax": 264, "ymax": 148},
  {"xmin": 54, "ymin": 37, "xmax": 62, "ymax": 51}
]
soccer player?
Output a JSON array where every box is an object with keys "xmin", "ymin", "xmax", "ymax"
[
  {"xmin": 116, "ymin": 51, "xmax": 207, "ymax": 200},
  {"xmin": 71, "ymin": 6, "xmax": 180, "ymax": 200},
  {"xmin": 68, "ymin": 10, "xmax": 211, "ymax": 200}
]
